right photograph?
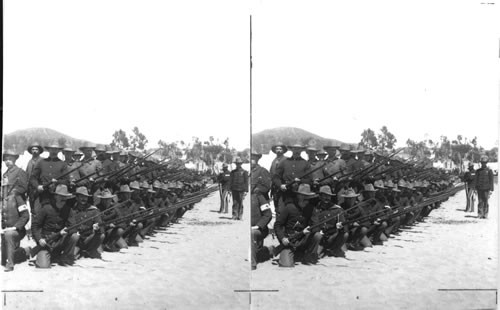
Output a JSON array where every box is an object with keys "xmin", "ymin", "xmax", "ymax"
[{"xmin": 249, "ymin": 1, "xmax": 498, "ymax": 309}]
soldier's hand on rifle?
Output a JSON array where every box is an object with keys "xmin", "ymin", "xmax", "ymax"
[
  {"xmin": 353, "ymin": 222, "xmax": 360, "ymax": 227},
  {"xmin": 294, "ymin": 178, "xmax": 301, "ymax": 183},
  {"xmin": 39, "ymin": 238, "xmax": 48, "ymax": 247},
  {"xmin": 109, "ymin": 223, "xmax": 116, "ymax": 228},
  {"xmin": 280, "ymin": 184, "xmax": 287, "ymax": 191},
  {"xmin": 89, "ymin": 178, "xmax": 95, "ymax": 182},
  {"xmin": 60, "ymin": 228, "xmax": 68, "ymax": 236},
  {"xmin": 251, "ymin": 225, "xmax": 259, "ymax": 230},
  {"xmin": 332, "ymin": 176, "xmax": 338, "ymax": 181},
  {"xmin": 302, "ymin": 226, "xmax": 311, "ymax": 234},
  {"xmin": 37, "ymin": 185, "xmax": 45, "ymax": 192},
  {"xmin": 282, "ymin": 237, "xmax": 290, "ymax": 246},
  {"xmin": 313, "ymin": 179, "xmax": 319, "ymax": 186},
  {"xmin": 374, "ymin": 219, "xmax": 381, "ymax": 225},
  {"xmin": 92, "ymin": 223, "xmax": 100, "ymax": 231},
  {"xmin": 336, "ymin": 222, "xmax": 343, "ymax": 229},
  {"xmin": 384, "ymin": 205, "xmax": 391, "ymax": 209},
  {"xmin": 51, "ymin": 178, "xmax": 57, "ymax": 184}
]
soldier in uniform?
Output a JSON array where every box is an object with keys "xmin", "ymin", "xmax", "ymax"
[
  {"xmin": 32, "ymin": 184, "xmax": 80, "ymax": 267},
  {"xmin": 96, "ymin": 189, "xmax": 123, "ymax": 252},
  {"xmin": 78, "ymin": 142, "xmax": 103, "ymax": 187},
  {"xmin": 250, "ymin": 151, "xmax": 272, "ymax": 270},
  {"xmin": 1, "ymin": 151, "xmax": 30, "ymax": 271},
  {"xmin": 272, "ymin": 144, "xmax": 311, "ymax": 215},
  {"xmin": 475, "ymin": 156, "xmax": 494, "ymax": 219},
  {"xmin": 269, "ymin": 143, "xmax": 288, "ymax": 212},
  {"xmin": 463, "ymin": 162, "xmax": 476, "ymax": 212},
  {"xmin": 26, "ymin": 142, "xmax": 44, "ymax": 211},
  {"xmin": 29, "ymin": 143, "xmax": 69, "ymax": 214},
  {"xmin": 217, "ymin": 163, "xmax": 232, "ymax": 213},
  {"xmin": 62, "ymin": 147, "xmax": 81, "ymax": 185},
  {"xmin": 230, "ymin": 157, "xmax": 248, "ymax": 220},
  {"xmin": 72, "ymin": 187, "xmax": 104, "ymax": 259}
]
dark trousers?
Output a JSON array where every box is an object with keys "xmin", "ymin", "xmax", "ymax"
[
  {"xmin": 477, "ymin": 190, "xmax": 490, "ymax": 218},
  {"xmin": 36, "ymin": 233, "xmax": 80, "ymax": 268},
  {"xmin": 278, "ymin": 232, "xmax": 320, "ymax": 267},
  {"xmin": 251, "ymin": 229, "xmax": 269, "ymax": 268},
  {"xmin": 1, "ymin": 230, "xmax": 27, "ymax": 268},
  {"xmin": 231, "ymin": 191, "xmax": 245, "ymax": 220}
]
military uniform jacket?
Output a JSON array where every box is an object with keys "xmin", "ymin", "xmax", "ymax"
[
  {"xmin": 97, "ymin": 202, "xmax": 119, "ymax": 227},
  {"xmin": 272, "ymin": 156, "xmax": 311, "ymax": 189},
  {"xmin": 78, "ymin": 158, "xmax": 103, "ymax": 178},
  {"xmin": 323, "ymin": 158, "xmax": 347, "ymax": 179},
  {"xmin": 251, "ymin": 193, "xmax": 272, "ymax": 232},
  {"xmin": 312, "ymin": 201, "xmax": 345, "ymax": 235},
  {"xmin": 29, "ymin": 157, "xmax": 69, "ymax": 190},
  {"xmin": 230, "ymin": 167, "xmax": 249, "ymax": 192},
  {"xmin": 65, "ymin": 161, "xmax": 82, "ymax": 183},
  {"xmin": 217, "ymin": 171, "xmax": 232, "ymax": 191},
  {"xmin": 269, "ymin": 155, "xmax": 287, "ymax": 178},
  {"xmin": 274, "ymin": 202, "xmax": 316, "ymax": 242},
  {"xmin": 474, "ymin": 167, "xmax": 494, "ymax": 191},
  {"xmin": 251, "ymin": 164, "xmax": 272, "ymax": 195},
  {"xmin": 73, "ymin": 204, "xmax": 104, "ymax": 237},
  {"xmin": 2, "ymin": 165, "xmax": 28, "ymax": 196},
  {"xmin": 2, "ymin": 194, "xmax": 29, "ymax": 230},
  {"xmin": 26, "ymin": 156, "xmax": 43, "ymax": 182},
  {"xmin": 32, "ymin": 202, "xmax": 75, "ymax": 242}
]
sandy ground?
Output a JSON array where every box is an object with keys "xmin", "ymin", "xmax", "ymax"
[
  {"xmin": 1, "ymin": 192, "xmax": 251, "ymax": 310},
  {"xmin": 251, "ymin": 184, "xmax": 498, "ymax": 310}
]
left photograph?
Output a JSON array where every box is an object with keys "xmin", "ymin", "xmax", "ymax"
[{"xmin": 2, "ymin": 1, "xmax": 250, "ymax": 309}]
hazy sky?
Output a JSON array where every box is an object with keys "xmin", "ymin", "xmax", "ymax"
[
  {"xmin": 4, "ymin": 0, "xmax": 249, "ymax": 150},
  {"xmin": 251, "ymin": 0, "xmax": 499, "ymax": 149},
  {"xmin": 4, "ymin": 1, "xmax": 499, "ymax": 152}
]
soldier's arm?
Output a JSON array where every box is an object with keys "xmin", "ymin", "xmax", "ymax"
[
  {"xmin": 32, "ymin": 206, "xmax": 46, "ymax": 242},
  {"xmin": 273, "ymin": 206, "xmax": 289, "ymax": 241},
  {"xmin": 14, "ymin": 196, "xmax": 30, "ymax": 230}
]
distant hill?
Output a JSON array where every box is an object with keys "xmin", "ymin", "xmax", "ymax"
[
  {"xmin": 252, "ymin": 127, "xmax": 353, "ymax": 154},
  {"xmin": 3, "ymin": 128, "xmax": 95, "ymax": 154}
]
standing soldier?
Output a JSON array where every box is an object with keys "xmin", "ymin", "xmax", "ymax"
[
  {"xmin": 272, "ymin": 144, "xmax": 311, "ymax": 215},
  {"xmin": 269, "ymin": 143, "xmax": 288, "ymax": 212},
  {"xmin": 78, "ymin": 142, "xmax": 103, "ymax": 187},
  {"xmin": 26, "ymin": 142, "xmax": 44, "ymax": 212},
  {"xmin": 463, "ymin": 162, "xmax": 476, "ymax": 212},
  {"xmin": 62, "ymin": 147, "xmax": 81, "ymax": 186},
  {"xmin": 230, "ymin": 157, "xmax": 248, "ymax": 220},
  {"xmin": 29, "ymin": 143, "xmax": 69, "ymax": 214},
  {"xmin": 475, "ymin": 156, "xmax": 494, "ymax": 219},
  {"xmin": 2, "ymin": 150, "xmax": 28, "ymax": 198},
  {"xmin": 217, "ymin": 163, "xmax": 232, "ymax": 213}
]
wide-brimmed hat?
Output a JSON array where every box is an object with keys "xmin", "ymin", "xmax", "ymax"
[
  {"xmin": 351, "ymin": 146, "xmax": 365, "ymax": 153},
  {"xmin": 95, "ymin": 144, "xmax": 106, "ymax": 152},
  {"xmin": 45, "ymin": 142, "xmax": 63, "ymax": 150},
  {"xmin": 363, "ymin": 184, "xmax": 378, "ymax": 192},
  {"xmin": 119, "ymin": 184, "xmax": 133, "ymax": 193},
  {"xmin": 2, "ymin": 149, "xmax": 20, "ymax": 161},
  {"xmin": 148, "ymin": 185, "xmax": 156, "ymax": 193},
  {"xmin": 97, "ymin": 189, "xmax": 116, "ymax": 199},
  {"xmin": 364, "ymin": 150, "xmax": 374, "ymax": 156},
  {"xmin": 317, "ymin": 150, "xmax": 328, "ymax": 156},
  {"xmin": 480, "ymin": 155, "xmax": 489, "ymax": 163},
  {"xmin": 140, "ymin": 181, "xmax": 150, "ymax": 189},
  {"xmin": 105, "ymin": 145, "xmax": 114, "ymax": 154},
  {"xmin": 288, "ymin": 144, "xmax": 305, "ymax": 151},
  {"xmin": 271, "ymin": 143, "xmax": 287, "ymax": 154},
  {"xmin": 251, "ymin": 150, "xmax": 262, "ymax": 159},
  {"xmin": 318, "ymin": 185, "xmax": 335, "ymax": 196},
  {"xmin": 374, "ymin": 179, "xmax": 386, "ymax": 189},
  {"xmin": 341, "ymin": 188, "xmax": 360, "ymax": 198},
  {"xmin": 392, "ymin": 185, "xmax": 401, "ymax": 192},
  {"xmin": 75, "ymin": 186, "xmax": 92, "ymax": 197},
  {"xmin": 339, "ymin": 143, "xmax": 351, "ymax": 152},
  {"xmin": 294, "ymin": 184, "xmax": 317, "ymax": 198},
  {"xmin": 153, "ymin": 180, "xmax": 162, "ymax": 189},
  {"xmin": 306, "ymin": 146, "xmax": 319, "ymax": 152},
  {"xmin": 54, "ymin": 184, "xmax": 74, "ymax": 198},
  {"xmin": 119, "ymin": 150, "xmax": 128, "ymax": 157},
  {"xmin": 27, "ymin": 142, "xmax": 44, "ymax": 154},
  {"xmin": 384, "ymin": 180, "xmax": 395, "ymax": 188},
  {"xmin": 73, "ymin": 151, "xmax": 84, "ymax": 157},
  {"xmin": 129, "ymin": 181, "xmax": 141, "ymax": 190},
  {"xmin": 398, "ymin": 179, "xmax": 408, "ymax": 189},
  {"xmin": 234, "ymin": 157, "xmax": 243, "ymax": 164},
  {"xmin": 79, "ymin": 142, "xmax": 96, "ymax": 151},
  {"xmin": 62, "ymin": 147, "xmax": 76, "ymax": 153}
]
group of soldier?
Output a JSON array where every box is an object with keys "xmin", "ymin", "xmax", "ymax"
[
  {"xmin": 250, "ymin": 142, "xmax": 493, "ymax": 269},
  {"xmin": 462, "ymin": 160, "xmax": 495, "ymax": 218},
  {"xmin": 1, "ymin": 141, "xmax": 214, "ymax": 272}
]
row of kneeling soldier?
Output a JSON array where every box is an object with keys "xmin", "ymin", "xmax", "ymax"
[
  {"xmin": 1, "ymin": 142, "xmax": 216, "ymax": 271},
  {"xmin": 251, "ymin": 143, "xmax": 475, "ymax": 269}
]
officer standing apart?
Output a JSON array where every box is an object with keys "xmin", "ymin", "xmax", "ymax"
[
  {"xmin": 230, "ymin": 157, "xmax": 248, "ymax": 220},
  {"xmin": 475, "ymin": 155, "xmax": 494, "ymax": 219}
]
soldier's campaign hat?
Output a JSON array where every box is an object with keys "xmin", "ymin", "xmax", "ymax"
[
  {"xmin": 391, "ymin": 185, "xmax": 401, "ymax": 192},
  {"xmin": 341, "ymin": 188, "xmax": 360, "ymax": 198},
  {"xmin": 153, "ymin": 180, "xmax": 162, "ymax": 189},
  {"xmin": 306, "ymin": 146, "xmax": 319, "ymax": 152},
  {"xmin": 148, "ymin": 185, "xmax": 156, "ymax": 193},
  {"xmin": 294, "ymin": 184, "xmax": 317, "ymax": 198},
  {"xmin": 397, "ymin": 179, "xmax": 408, "ymax": 189},
  {"xmin": 54, "ymin": 184, "xmax": 74, "ymax": 198},
  {"xmin": 319, "ymin": 185, "xmax": 336, "ymax": 196},
  {"xmin": 364, "ymin": 150, "xmax": 374, "ymax": 156},
  {"xmin": 323, "ymin": 143, "xmax": 340, "ymax": 151},
  {"xmin": 73, "ymin": 150, "xmax": 84, "ymax": 157},
  {"xmin": 480, "ymin": 155, "xmax": 489, "ymax": 163},
  {"xmin": 339, "ymin": 143, "xmax": 351, "ymax": 152},
  {"xmin": 105, "ymin": 145, "xmax": 114, "ymax": 154},
  {"xmin": 63, "ymin": 147, "xmax": 76, "ymax": 153},
  {"xmin": 363, "ymin": 184, "xmax": 378, "ymax": 192},
  {"xmin": 234, "ymin": 157, "xmax": 243, "ymax": 164},
  {"xmin": 384, "ymin": 180, "xmax": 395, "ymax": 188},
  {"xmin": 317, "ymin": 150, "xmax": 328, "ymax": 156},
  {"xmin": 95, "ymin": 144, "xmax": 106, "ymax": 153},
  {"xmin": 287, "ymin": 144, "xmax": 306, "ymax": 151},
  {"xmin": 129, "ymin": 181, "xmax": 141, "ymax": 190},
  {"xmin": 119, "ymin": 150, "xmax": 128, "ymax": 157},
  {"xmin": 352, "ymin": 146, "xmax": 365, "ymax": 154},
  {"xmin": 75, "ymin": 186, "xmax": 92, "ymax": 197},
  {"xmin": 251, "ymin": 151, "xmax": 262, "ymax": 159},
  {"xmin": 119, "ymin": 184, "xmax": 133, "ymax": 193},
  {"xmin": 373, "ymin": 179, "xmax": 386, "ymax": 189},
  {"xmin": 112, "ymin": 147, "xmax": 121, "ymax": 154},
  {"xmin": 27, "ymin": 142, "xmax": 44, "ymax": 154},
  {"xmin": 97, "ymin": 189, "xmax": 116, "ymax": 199},
  {"xmin": 140, "ymin": 181, "xmax": 150, "ymax": 189},
  {"xmin": 79, "ymin": 142, "xmax": 96, "ymax": 150},
  {"xmin": 2, "ymin": 149, "xmax": 20, "ymax": 161},
  {"xmin": 45, "ymin": 142, "xmax": 63, "ymax": 150},
  {"xmin": 271, "ymin": 143, "xmax": 288, "ymax": 154}
]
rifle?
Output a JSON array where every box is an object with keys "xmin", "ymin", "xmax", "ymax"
[{"xmin": 284, "ymin": 163, "xmax": 326, "ymax": 190}]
